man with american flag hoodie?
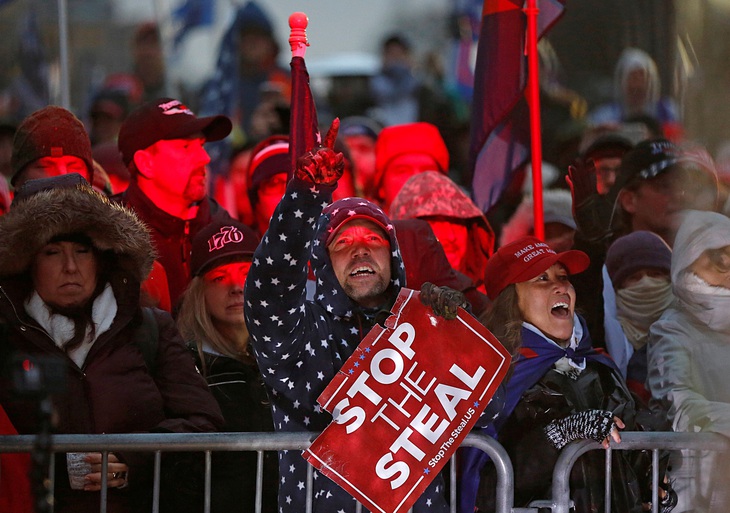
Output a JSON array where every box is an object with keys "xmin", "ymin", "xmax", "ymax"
[{"xmin": 244, "ymin": 121, "xmax": 451, "ymax": 512}]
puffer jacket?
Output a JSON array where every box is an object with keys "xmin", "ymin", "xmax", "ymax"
[
  {"xmin": 0, "ymin": 184, "xmax": 223, "ymax": 513},
  {"xmin": 244, "ymin": 177, "xmax": 448, "ymax": 512}
]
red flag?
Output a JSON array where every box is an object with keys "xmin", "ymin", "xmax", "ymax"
[
  {"xmin": 469, "ymin": 0, "xmax": 565, "ymax": 212},
  {"xmin": 288, "ymin": 56, "xmax": 321, "ymax": 180}
]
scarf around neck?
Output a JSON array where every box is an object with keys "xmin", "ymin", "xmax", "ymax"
[
  {"xmin": 615, "ymin": 275, "xmax": 673, "ymax": 350},
  {"xmin": 25, "ymin": 283, "xmax": 118, "ymax": 368}
]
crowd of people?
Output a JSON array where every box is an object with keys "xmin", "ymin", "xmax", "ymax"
[{"xmin": 1, "ymin": 6, "xmax": 730, "ymax": 513}]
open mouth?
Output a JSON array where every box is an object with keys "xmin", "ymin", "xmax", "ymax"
[
  {"xmin": 349, "ymin": 266, "xmax": 375, "ymax": 277},
  {"xmin": 551, "ymin": 301, "xmax": 571, "ymax": 319}
]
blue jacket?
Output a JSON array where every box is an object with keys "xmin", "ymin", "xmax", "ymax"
[{"xmin": 244, "ymin": 178, "xmax": 448, "ymax": 512}]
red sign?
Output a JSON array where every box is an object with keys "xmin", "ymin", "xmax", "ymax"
[{"xmin": 303, "ymin": 288, "xmax": 511, "ymax": 513}]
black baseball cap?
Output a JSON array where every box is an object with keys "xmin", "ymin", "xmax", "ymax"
[
  {"xmin": 118, "ymin": 98, "xmax": 232, "ymax": 166},
  {"xmin": 612, "ymin": 138, "xmax": 681, "ymax": 193},
  {"xmin": 190, "ymin": 218, "xmax": 260, "ymax": 276}
]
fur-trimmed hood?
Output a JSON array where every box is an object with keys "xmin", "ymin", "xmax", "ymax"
[{"xmin": 0, "ymin": 184, "xmax": 155, "ymax": 281}]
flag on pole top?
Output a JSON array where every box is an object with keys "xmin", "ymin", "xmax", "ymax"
[
  {"xmin": 469, "ymin": 0, "xmax": 565, "ymax": 213},
  {"xmin": 288, "ymin": 56, "xmax": 321, "ymax": 180}
]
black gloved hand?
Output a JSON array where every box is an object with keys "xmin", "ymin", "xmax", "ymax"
[
  {"xmin": 566, "ymin": 161, "xmax": 597, "ymax": 210},
  {"xmin": 566, "ymin": 161, "xmax": 613, "ymax": 243},
  {"xmin": 294, "ymin": 118, "xmax": 344, "ymax": 185},
  {"xmin": 419, "ymin": 282, "xmax": 467, "ymax": 320},
  {"xmin": 544, "ymin": 409, "xmax": 616, "ymax": 450}
]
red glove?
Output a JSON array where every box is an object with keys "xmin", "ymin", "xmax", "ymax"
[{"xmin": 295, "ymin": 119, "xmax": 344, "ymax": 185}]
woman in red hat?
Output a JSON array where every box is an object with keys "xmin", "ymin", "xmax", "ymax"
[{"xmin": 460, "ymin": 236, "xmax": 674, "ymax": 513}]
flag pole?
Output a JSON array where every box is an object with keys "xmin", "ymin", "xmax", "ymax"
[
  {"xmin": 57, "ymin": 0, "xmax": 70, "ymax": 108},
  {"xmin": 287, "ymin": 12, "xmax": 316, "ymax": 181},
  {"xmin": 524, "ymin": 0, "xmax": 545, "ymax": 240}
]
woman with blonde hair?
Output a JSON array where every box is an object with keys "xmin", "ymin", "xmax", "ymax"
[{"xmin": 177, "ymin": 218, "xmax": 277, "ymax": 513}]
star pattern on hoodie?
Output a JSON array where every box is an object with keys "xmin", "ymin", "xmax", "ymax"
[{"xmin": 244, "ymin": 179, "xmax": 447, "ymax": 513}]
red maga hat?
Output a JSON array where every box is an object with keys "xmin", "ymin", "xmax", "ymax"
[{"xmin": 484, "ymin": 236, "xmax": 589, "ymax": 300}]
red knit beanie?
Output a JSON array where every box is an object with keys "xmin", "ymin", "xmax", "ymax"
[
  {"xmin": 374, "ymin": 122, "xmax": 449, "ymax": 189},
  {"xmin": 11, "ymin": 106, "xmax": 94, "ymax": 187}
]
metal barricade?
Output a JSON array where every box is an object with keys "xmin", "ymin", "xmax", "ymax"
[
  {"xmin": 0, "ymin": 431, "xmax": 514, "ymax": 513},
  {"xmin": 541, "ymin": 431, "xmax": 730, "ymax": 513}
]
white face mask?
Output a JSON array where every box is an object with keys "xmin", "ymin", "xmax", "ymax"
[
  {"xmin": 615, "ymin": 274, "xmax": 673, "ymax": 349},
  {"xmin": 677, "ymin": 271, "xmax": 730, "ymax": 332}
]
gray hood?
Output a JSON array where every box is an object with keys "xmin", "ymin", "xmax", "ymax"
[{"xmin": 671, "ymin": 210, "xmax": 730, "ymax": 328}]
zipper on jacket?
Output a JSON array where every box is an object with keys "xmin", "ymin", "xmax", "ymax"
[{"xmin": 182, "ymin": 219, "xmax": 191, "ymax": 276}]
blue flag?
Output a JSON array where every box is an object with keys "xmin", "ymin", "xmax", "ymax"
[
  {"xmin": 469, "ymin": 0, "xmax": 565, "ymax": 212},
  {"xmin": 172, "ymin": 0, "xmax": 215, "ymax": 46}
]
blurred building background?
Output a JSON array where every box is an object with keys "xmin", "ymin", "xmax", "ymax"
[{"xmin": 0, "ymin": 0, "xmax": 728, "ymax": 155}]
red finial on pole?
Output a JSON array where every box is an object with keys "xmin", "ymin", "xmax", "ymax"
[{"xmin": 289, "ymin": 12, "xmax": 309, "ymax": 58}]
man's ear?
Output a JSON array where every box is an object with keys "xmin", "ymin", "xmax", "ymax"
[
  {"xmin": 132, "ymin": 149, "xmax": 154, "ymax": 180},
  {"xmin": 617, "ymin": 189, "xmax": 637, "ymax": 215}
]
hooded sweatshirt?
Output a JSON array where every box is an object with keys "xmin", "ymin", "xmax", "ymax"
[
  {"xmin": 646, "ymin": 210, "xmax": 730, "ymax": 512},
  {"xmin": 648, "ymin": 209, "xmax": 730, "ymax": 432},
  {"xmin": 244, "ymin": 177, "xmax": 448, "ymax": 513},
  {"xmin": 389, "ymin": 171, "xmax": 494, "ymax": 289}
]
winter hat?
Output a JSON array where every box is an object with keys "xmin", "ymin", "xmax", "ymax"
[
  {"xmin": 374, "ymin": 122, "xmax": 449, "ymax": 187},
  {"xmin": 246, "ymin": 135, "xmax": 289, "ymax": 205},
  {"xmin": 484, "ymin": 236, "xmax": 589, "ymax": 300},
  {"xmin": 11, "ymin": 106, "xmax": 94, "ymax": 187},
  {"xmin": 118, "ymin": 98, "xmax": 232, "ymax": 166},
  {"xmin": 236, "ymin": 1, "xmax": 275, "ymax": 37},
  {"xmin": 605, "ymin": 231, "xmax": 671, "ymax": 289},
  {"xmin": 191, "ymin": 218, "xmax": 260, "ymax": 277}
]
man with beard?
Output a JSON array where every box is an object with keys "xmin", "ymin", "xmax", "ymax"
[
  {"xmin": 116, "ymin": 98, "xmax": 233, "ymax": 307},
  {"xmin": 244, "ymin": 122, "xmax": 459, "ymax": 513}
]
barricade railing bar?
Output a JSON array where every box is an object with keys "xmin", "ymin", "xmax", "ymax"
[
  {"xmin": 542, "ymin": 431, "xmax": 730, "ymax": 513},
  {"xmin": 0, "ymin": 431, "xmax": 512, "ymax": 513},
  {"xmin": 2, "ymin": 431, "xmax": 724, "ymax": 513}
]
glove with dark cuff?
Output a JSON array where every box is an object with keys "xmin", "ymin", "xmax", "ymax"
[
  {"xmin": 544, "ymin": 409, "xmax": 616, "ymax": 450},
  {"xmin": 419, "ymin": 282, "xmax": 468, "ymax": 320}
]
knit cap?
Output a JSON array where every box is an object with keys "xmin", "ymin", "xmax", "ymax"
[
  {"xmin": 11, "ymin": 106, "xmax": 94, "ymax": 186},
  {"xmin": 605, "ymin": 231, "xmax": 671, "ymax": 289}
]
